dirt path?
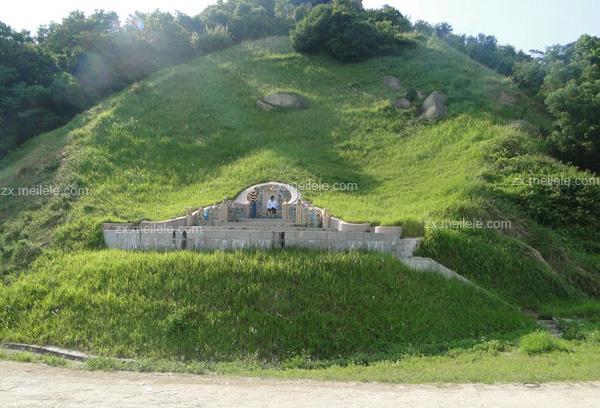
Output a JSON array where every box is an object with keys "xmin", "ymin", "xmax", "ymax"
[{"xmin": 1, "ymin": 361, "xmax": 599, "ymax": 407}]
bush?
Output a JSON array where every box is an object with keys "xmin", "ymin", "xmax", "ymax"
[
  {"xmin": 487, "ymin": 135, "xmax": 600, "ymax": 230},
  {"xmin": 587, "ymin": 329, "xmax": 600, "ymax": 343},
  {"xmin": 41, "ymin": 355, "xmax": 67, "ymax": 367},
  {"xmin": 290, "ymin": 0, "xmax": 408, "ymax": 62},
  {"xmin": 471, "ymin": 339, "xmax": 510, "ymax": 354},
  {"xmin": 194, "ymin": 26, "xmax": 234, "ymax": 54},
  {"xmin": 519, "ymin": 331, "xmax": 568, "ymax": 355}
]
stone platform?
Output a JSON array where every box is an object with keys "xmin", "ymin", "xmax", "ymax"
[
  {"xmin": 102, "ymin": 182, "xmax": 469, "ymax": 283},
  {"xmin": 103, "ymin": 218, "xmax": 421, "ymax": 258}
]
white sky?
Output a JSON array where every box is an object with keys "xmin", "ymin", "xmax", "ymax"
[{"xmin": 3, "ymin": 0, "xmax": 600, "ymax": 51}]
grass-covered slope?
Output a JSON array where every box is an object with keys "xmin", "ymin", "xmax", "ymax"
[
  {"xmin": 2, "ymin": 36, "xmax": 542, "ymax": 230},
  {"xmin": 0, "ymin": 250, "xmax": 531, "ymax": 360},
  {"xmin": 0, "ymin": 35, "xmax": 598, "ymax": 359}
]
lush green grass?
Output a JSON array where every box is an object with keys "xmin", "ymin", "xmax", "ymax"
[
  {"xmin": 0, "ymin": 249, "xmax": 532, "ymax": 360},
  {"xmin": 3, "ymin": 36, "xmax": 594, "ymax": 293},
  {"xmin": 519, "ymin": 331, "xmax": 569, "ymax": 355},
  {"xmin": 0, "ymin": 36, "xmax": 545, "ymax": 233},
  {"xmin": 4, "ymin": 337, "xmax": 600, "ymax": 383},
  {"xmin": 236, "ymin": 341, "xmax": 600, "ymax": 383},
  {"xmin": 0, "ymin": 36, "xmax": 598, "ymax": 374}
]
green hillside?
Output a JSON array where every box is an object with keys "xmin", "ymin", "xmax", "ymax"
[
  {"xmin": 1, "ymin": 36, "xmax": 599, "ymax": 365},
  {"xmin": 0, "ymin": 250, "xmax": 531, "ymax": 360}
]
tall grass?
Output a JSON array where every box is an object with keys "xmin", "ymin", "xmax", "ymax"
[
  {"xmin": 0, "ymin": 249, "xmax": 532, "ymax": 360},
  {"xmin": 0, "ymin": 35, "xmax": 597, "ymax": 359}
]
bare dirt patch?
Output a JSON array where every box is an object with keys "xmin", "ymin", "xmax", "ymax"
[{"xmin": 1, "ymin": 361, "xmax": 600, "ymax": 407}]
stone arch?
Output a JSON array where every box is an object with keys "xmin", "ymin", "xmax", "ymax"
[{"xmin": 234, "ymin": 181, "xmax": 301, "ymax": 206}]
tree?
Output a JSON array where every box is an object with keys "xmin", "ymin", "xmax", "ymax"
[
  {"xmin": 198, "ymin": 0, "xmax": 292, "ymax": 43},
  {"xmin": 290, "ymin": 0, "xmax": 407, "ymax": 62},
  {"xmin": 0, "ymin": 22, "xmax": 74, "ymax": 154},
  {"xmin": 365, "ymin": 5, "xmax": 411, "ymax": 32},
  {"xmin": 513, "ymin": 59, "xmax": 546, "ymax": 93},
  {"xmin": 544, "ymin": 35, "xmax": 600, "ymax": 172}
]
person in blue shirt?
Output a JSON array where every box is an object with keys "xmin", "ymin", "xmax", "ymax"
[{"xmin": 267, "ymin": 195, "xmax": 278, "ymax": 217}]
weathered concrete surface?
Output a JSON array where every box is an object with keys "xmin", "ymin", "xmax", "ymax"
[
  {"xmin": 103, "ymin": 228, "xmax": 414, "ymax": 256},
  {"xmin": 400, "ymin": 257, "xmax": 471, "ymax": 284},
  {"xmin": 1, "ymin": 343, "xmax": 90, "ymax": 361},
  {"xmin": 1, "ymin": 361, "xmax": 599, "ymax": 408},
  {"xmin": 374, "ymin": 226, "xmax": 403, "ymax": 236}
]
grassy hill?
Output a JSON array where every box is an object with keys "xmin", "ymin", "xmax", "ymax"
[
  {"xmin": 1, "ymin": 36, "xmax": 599, "ymax": 365},
  {"xmin": 0, "ymin": 250, "xmax": 531, "ymax": 360}
]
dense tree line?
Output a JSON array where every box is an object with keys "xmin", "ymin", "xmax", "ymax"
[
  {"xmin": 413, "ymin": 20, "xmax": 531, "ymax": 76},
  {"xmin": 0, "ymin": 1, "xmax": 293, "ymax": 156},
  {"xmin": 2, "ymin": 2, "xmax": 598, "ymax": 173},
  {"xmin": 520, "ymin": 36, "xmax": 600, "ymax": 172}
]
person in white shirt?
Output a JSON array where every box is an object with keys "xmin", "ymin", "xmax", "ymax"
[{"xmin": 267, "ymin": 195, "xmax": 278, "ymax": 217}]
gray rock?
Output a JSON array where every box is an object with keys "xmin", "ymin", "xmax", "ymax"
[
  {"xmin": 392, "ymin": 98, "xmax": 411, "ymax": 109},
  {"xmin": 498, "ymin": 91, "xmax": 517, "ymax": 105},
  {"xmin": 383, "ymin": 75, "xmax": 402, "ymax": 91},
  {"xmin": 420, "ymin": 91, "xmax": 448, "ymax": 122},
  {"xmin": 256, "ymin": 99, "xmax": 275, "ymax": 111},
  {"xmin": 258, "ymin": 92, "xmax": 309, "ymax": 110}
]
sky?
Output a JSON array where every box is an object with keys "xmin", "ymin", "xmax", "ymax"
[{"xmin": 2, "ymin": 0, "xmax": 599, "ymax": 52}]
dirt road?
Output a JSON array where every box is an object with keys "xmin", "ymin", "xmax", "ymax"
[{"xmin": 1, "ymin": 361, "xmax": 599, "ymax": 407}]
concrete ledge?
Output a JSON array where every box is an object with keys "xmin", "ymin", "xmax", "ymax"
[
  {"xmin": 400, "ymin": 257, "xmax": 470, "ymax": 284},
  {"xmin": 2, "ymin": 342, "xmax": 91, "ymax": 361},
  {"xmin": 102, "ymin": 223, "xmax": 133, "ymax": 230},
  {"xmin": 374, "ymin": 226, "xmax": 403, "ymax": 237},
  {"xmin": 338, "ymin": 222, "xmax": 370, "ymax": 232}
]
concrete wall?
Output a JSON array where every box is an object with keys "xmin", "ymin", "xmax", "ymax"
[
  {"xmin": 399, "ymin": 257, "xmax": 471, "ymax": 283},
  {"xmin": 102, "ymin": 228, "xmax": 412, "ymax": 255}
]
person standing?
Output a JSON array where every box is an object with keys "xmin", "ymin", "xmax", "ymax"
[{"xmin": 247, "ymin": 188, "xmax": 258, "ymax": 218}]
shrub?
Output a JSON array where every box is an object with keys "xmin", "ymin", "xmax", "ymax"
[
  {"xmin": 586, "ymin": 329, "xmax": 600, "ymax": 343},
  {"xmin": 487, "ymin": 135, "xmax": 600, "ymax": 230},
  {"xmin": 290, "ymin": 0, "xmax": 408, "ymax": 62},
  {"xmin": 471, "ymin": 339, "xmax": 511, "ymax": 354},
  {"xmin": 194, "ymin": 26, "xmax": 234, "ymax": 54},
  {"xmin": 41, "ymin": 355, "xmax": 67, "ymax": 367},
  {"xmin": 519, "ymin": 331, "xmax": 568, "ymax": 355}
]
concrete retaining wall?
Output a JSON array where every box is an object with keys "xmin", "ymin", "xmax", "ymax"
[
  {"xmin": 399, "ymin": 257, "xmax": 470, "ymax": 283},
  {"xmin": 103, "ymin": 228, "xmax": 411, "ymax": 254}
]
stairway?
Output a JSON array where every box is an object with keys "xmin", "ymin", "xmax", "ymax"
[{"xmin": 395, "ymin": 238, "xmax": 421, "ymax": 259}]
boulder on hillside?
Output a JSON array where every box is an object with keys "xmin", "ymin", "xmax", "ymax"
[
  {"xmin": 392, "ymin": 98, "xmax": 411, "ymax": 109},
  {"xmin": 498, "ymin": 91, "xmax": 517, "ymax": 106},
  {"xmin": 257, "ymin": 92, "xmax": 309, "ymax": 111},
  {"xmin": 383, "ymin": 75, "xmax": 402, "ymax": 91},
  {"xmin": 419, "ymin": 91, "xmax": 448, "ymax": 122}
]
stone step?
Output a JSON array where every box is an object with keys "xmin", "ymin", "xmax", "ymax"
[
  {"xmin": 397, "ymin": 238, "xmax": 422, "ymax": 245},
  {"xmin": 396, "ymin": 242, "xmax": 418, "ymax": 248},
  {"xmin": 538, "ymin": 319, "xmax": 563, "ymax": 337}
]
